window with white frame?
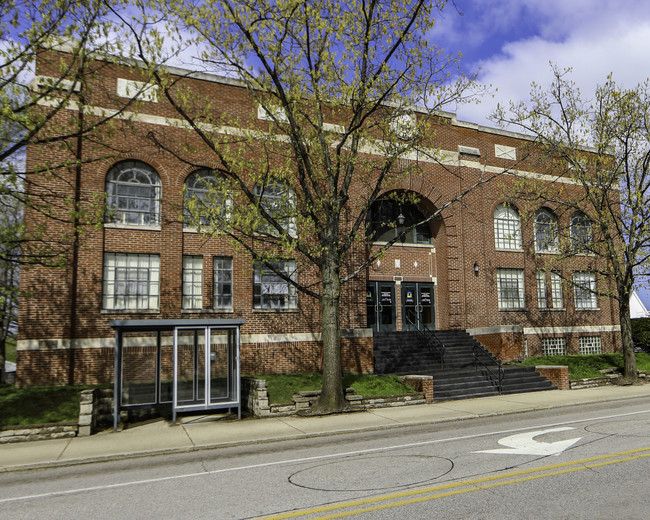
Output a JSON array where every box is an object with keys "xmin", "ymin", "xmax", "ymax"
[
  {"xmin": 571, "ymin": 211, "xmax": 592, "ymax": 253},
  {"xmin": 579, "ymin": 336, "xmax": 602, "ymax": 354},
  {"xmin": 494, "ymin": 204, "xmax": 522, "ymax": 250},
  {"xmin": 253, "ymin": 181, "xmax": 297, "ymax": 237},
  {"xmin": 253, "ymin": 260, "xmax": 297, "ymax": 310},
  {"xmin": 542, "ymin": 337, "xmax": 567, "ymax": 356},
  {"xmin": 182, "ymin": 256, "xmax": 203, "ymax": 310},
  {"xmin": 573, "ymin": 272, "xmax": 597, "ymax": 309},
  {"xmin": 497, "ymin": 268, "xmax": 525, "ymax": 310},
  {"xmin": 534, "ymin": 208, "xmax": 558, "ymax": 253},
  {"xmin": 103, "ymin": 253, "xmax": 160, "ymax": 311},
  {"xmin": 105, "ymin": 161, "xmax": 161, "ymax": 226},
  {"xmin": 214, "ymin": 256, "xmax": 233, "ymax": 310},
  {"xmin": 551, "ymin": 271, "xmax": 564, "ymax": 308},
  {"xmin": 536, "ymin": 270, "xmax": 547, "ymax": 309},
  {"xmin": 183, "ymin": 169, "xmax": 230, "ymax": 229}
]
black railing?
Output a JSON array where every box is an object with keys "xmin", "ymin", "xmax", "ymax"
[
  {"xmin": 414, "ymin": 323, "xmax": 445, "ymax": 369},
  {"xmin": 472, "ymin": 344, "xmax": 504, "ymax": 394}
]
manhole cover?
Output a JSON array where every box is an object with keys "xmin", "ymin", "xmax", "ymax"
[
  {"xmin": 289, "ymin": 454, "xmax": 453, "ymax": 492},
  {"xmin": 585, "ymin": 418, "xmax": 650, "ymax": 438}
]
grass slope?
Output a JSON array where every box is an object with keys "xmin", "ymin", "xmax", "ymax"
[
  {"xmin": 516, "ymin": 353, "xmax": 650, "ymax": 379},
  {"xmin": 0, "ymin": 385, "xmax": 90, "ymax": 427},
  {"xmin": 249, "ymin": 373, "xmax": 415, "ymax": 404}
]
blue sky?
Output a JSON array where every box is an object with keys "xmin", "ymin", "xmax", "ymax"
[{"xmin": 430, "ymin": 0, "xmax": 650, "ymax": 309}]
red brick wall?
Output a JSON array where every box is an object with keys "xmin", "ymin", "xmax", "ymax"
[
  {"xmin": 17, "ymin": 50, "xmax": 623, "ymax": 386},
  {"xmin": 476, "ymin": 331, "xmax": 525, "ymax": 362},
  {"xmin": 536, "ymin": 366, "xmax": 570, "ymax": 390}
]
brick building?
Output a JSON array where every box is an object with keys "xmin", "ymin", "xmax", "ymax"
[{"xmin": 16, "ymin": 49, "xmax": 622, "ymax": 389}]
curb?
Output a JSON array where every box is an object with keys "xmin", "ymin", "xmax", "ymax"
[{"xmin": 4, "ymin": 392, "xmax": 648, "ymax": 473}]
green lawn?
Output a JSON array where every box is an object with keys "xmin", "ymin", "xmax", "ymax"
[
  {"xmin": 248, "ymin": 373, "xmax": 415, "ymax": 404},
  {"xmin": 516, "ymin": 353, "xmax": 650, "ymax": 379},
  {"xmin": 0, "ymin": 385, "xmax": 92, "ymax": 427}
]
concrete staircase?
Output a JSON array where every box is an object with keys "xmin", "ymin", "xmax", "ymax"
[{"xmin": 373, "ymin": 329, "xmax": 556, "ymax": 401}]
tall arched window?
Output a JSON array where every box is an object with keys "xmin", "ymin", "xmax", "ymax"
[
  {"xmin": 571, "ymin": 211, "xmax": 592, "ymax": 252},
  {"xmin": 534, "ymin": 208, "xmax": 558, "ymax": 253},
  {"xmin": 367, "ymin": 198, "xmax": 432, "ymax": 244},
  {"xmin": 253, "ymin": 181, "xmax": 296, "ymax": 236},
  {"xmin": 105, "ymin": 160, "xmax": 161, "ymax": 226},
  {"xmin": 494, "ymin": 204, "xmax": 521, "ymax": 250},
  {"xmin": 183, "ymin": 169, "xmax": 229, "ymax": 228}
]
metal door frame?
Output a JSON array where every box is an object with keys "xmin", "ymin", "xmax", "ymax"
[
  {"xmin": 367, "ymin": 281, "xmax": 397, "ymax": 332},
  {"xmin": 401, "ymin": 282, "xmax": 435, "ymax": 331}
]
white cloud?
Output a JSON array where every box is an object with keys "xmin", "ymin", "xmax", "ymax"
[{"xmin": 447, "ymin": 2, "xmax": 650, "ymax": 128}]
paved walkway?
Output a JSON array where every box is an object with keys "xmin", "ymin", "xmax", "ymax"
[{"xmin": 3, "ymin": 384, "xmax": 650, "ymax": 472}]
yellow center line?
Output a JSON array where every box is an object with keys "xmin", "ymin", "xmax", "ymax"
[{"xmin": 255, "ymin": 446, "xmax": 650, "ymax": 520}]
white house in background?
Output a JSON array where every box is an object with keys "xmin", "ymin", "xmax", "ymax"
[{"xmin": 631, "ymin": 290, "xmax": 650, "ymax": 318}]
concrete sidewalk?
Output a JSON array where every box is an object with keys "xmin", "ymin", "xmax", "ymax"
[{"xmin": 3, "ymin": 384, "xmax": 650, "ymax": 472}]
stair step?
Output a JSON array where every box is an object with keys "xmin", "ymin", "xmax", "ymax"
[{"xmin": 374, "ymin": 329, "xmax": 556, "ymax": 402}]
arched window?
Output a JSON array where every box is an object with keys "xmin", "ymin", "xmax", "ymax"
[
  {"xmin": 253, "ymin": 181, "xmax": 296, "ymax": 236},
  {"xmin": 494, "ymin": 204, "xmax": 521, "ymax": 250},
  {"xmin": 571, "ymin": 211, "xmax": 592, "ymax": 253},
  {"xmin": 367, "ymin": 198, "xmax": 432, "ymax": 244},
  {"xmin": 183, "ymin": 169, "xmax": 230, "ymax": 228},
  {"xmin": 105, "ymin": 160, "xmax": 161, "ymax": 226},
  {"xmin": 534, "ymin": 208, "xmax": 558, "ymax": 253}
]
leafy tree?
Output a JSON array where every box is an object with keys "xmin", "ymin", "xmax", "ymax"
[
  {"xmin": 494, "ymin": 67, "xmax": 650, "ymax": 381},
  {"xmin": 118, "ymin": 0, "xmax": 508, "ymax": 412},
  {"xmin": 1, "ymin": 0, "xmax": 152, "ymax": 266}
]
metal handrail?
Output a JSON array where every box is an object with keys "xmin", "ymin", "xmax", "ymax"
[
  {"xmin": 472, "ymin": 344, "xmax": 504, "ymax": 394},
  {"xmin": 414, "ymin": 322, "xmax": 445, "ymax": 369}
]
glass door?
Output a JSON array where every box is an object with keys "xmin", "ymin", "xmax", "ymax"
[
  {"xmin": 367, "ymin": 282, "xmax": 396, "ymax": 332},
  {"xmin": 401, "ymin": 283, "xmax": 435, "ymax": 331}
]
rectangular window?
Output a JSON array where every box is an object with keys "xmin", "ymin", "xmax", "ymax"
[
  {"xmin": 214, "ymin": 256, "xmax": 233, "ymax": 310},
  {"xmin": 551, "ymin": 271, "xmax": 564, "ymax": 309},
  {"xmin": 579, "ymin": 336, "xmax": 602, "ymax": 355},
  {"xmin": 182, "ymin": 256, "xmax": 203, "ymax": 310},
  {"xmin": 542, "ymin": 337, "xmax": 567, "ymax": 356},
  {"xmin": 253, "ymin": 260, "xmax": 298, "ymax": 310},
  {"xmin": 497, "ymin": 268, "xmax": 525, "ymax": 310},
  {"xmin": 103, "ymin": 253, "xmax": 160, "ymax": 311},
  {"xmin": 573, "ymin": 272, "xmax": 597, "ymax": 309},
  {"xmin": 536, "ymin": 270, "xmax": 547, "ymax": 309}
]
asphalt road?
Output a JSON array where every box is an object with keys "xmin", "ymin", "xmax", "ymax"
[{"xmin": 2, "ymin": 398, "xmax": 650, "ymax": 519}]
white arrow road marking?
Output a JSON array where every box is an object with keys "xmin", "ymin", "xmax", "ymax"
[{"xmin": 474, "ymin": 427, "xmax": 583, "ymax": 456}]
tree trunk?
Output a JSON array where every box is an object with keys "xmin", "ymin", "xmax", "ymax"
[
  {"xmin": 313, "ymin": 252, "xmax": 346, "ymax": 412},
  {"xmin": 618, "ymin": 296, "xmax": 638, "ymax": 381},
  {"xmin": 0, "ymin": 338, "xmax": 4, "ymax": 384}
]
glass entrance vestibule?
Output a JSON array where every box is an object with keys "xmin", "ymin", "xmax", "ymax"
[{"xmin": 110, "ymin": 318, "xmax": 245, "ymax": 429}]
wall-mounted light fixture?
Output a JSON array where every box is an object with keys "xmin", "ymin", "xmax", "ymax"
[
  {"xmin": 474, "ymin": 262, "xmax": 479, "ymax": 275},
  {"xmin": 397, "ymin": 212, "xmax": 406, "ymax": 226}
]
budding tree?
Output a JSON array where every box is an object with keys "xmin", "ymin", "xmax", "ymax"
[
  {"xmin": 495, "ymin": 67, "xmax": 650, "ymax": 380},
  {"xmin": 122, "ymin": 0, "xmax": 495, "ymax": 411}
]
